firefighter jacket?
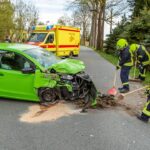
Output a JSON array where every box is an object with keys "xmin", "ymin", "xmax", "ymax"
[
  {"xmin": 118, "ymin": 46, "xmax": 133, "ymax": 67},
  {"xmin": 137, "ymin": 45, "xmax": 150, "ymax": 66}
]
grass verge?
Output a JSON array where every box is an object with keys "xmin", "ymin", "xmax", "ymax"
[{"xmin": 99, "ymin": 51, "xmax": 150, "ymax": 85}]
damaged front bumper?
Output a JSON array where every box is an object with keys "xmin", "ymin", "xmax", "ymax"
[
  {"xmin": 39, "ymin": 71, "xmax": 97, "ymax": 109},
  {"xmin": 59, "ymin": 72, "xmax": 97, "ymax": 101}
]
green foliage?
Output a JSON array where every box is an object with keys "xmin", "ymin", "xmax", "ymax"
[
  {"xmin": 104, "ymin": 15, "xmax": 128, "ymax": 54},
  {"xmin": 0, "ymin": 0, "xmax": 39, "ymax": 42},
  {"xmin": 0, "ymin": 0, "xmax": 14, "ymax": 40},
  {"xmin": 57, "ymin": 18, "xmax": 66, "ymax": 26},
  {"xmin": 99, "ymin": 51, "xmax": 118, "ymax": 65},
  {"xmin": 121, "ymin": 9, "xmax": 150, "ymax": 43},
  {"xmin": 13, "ymin": 0, "xmax": 39, "ymax": 42},
  {"xmin": 127, "ymin": 0, "xmax": 150, "ymax": 17},
  {"xmin": 105, "ymin": 8, "xmax": 150, "ymax": 54}
]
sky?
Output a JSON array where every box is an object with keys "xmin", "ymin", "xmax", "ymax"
[{"xmin": 31, "ymin": 0, "xmax": 72, "ymax": 24}]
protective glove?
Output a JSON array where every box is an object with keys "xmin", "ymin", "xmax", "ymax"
[
  {"xmin": 145, "ymin": 87, "xmax": 150, "ymax": 99},
  {"xmin": 116, "ymin": 65, "xmax": 120, "ymax": 70},
  {"xmin": 138, "ymin": 64, "xmax": 143, "ymax": 70}
]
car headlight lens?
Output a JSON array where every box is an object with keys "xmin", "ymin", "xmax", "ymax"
[{"xmin": 61, "ymin": 75, "xmax": 73, "ymax": 80}]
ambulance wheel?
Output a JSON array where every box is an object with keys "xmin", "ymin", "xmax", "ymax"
[
  {"xmin": 69, "ymin": 52, "xmax": 73, "ymax": 58},
  {"xmin": 73, "ymin": 54, "xmax": 79, "ymax": 57},
  {"xmin": 39, "ymin": 88, "xmax": 58, "ymax": 104}
]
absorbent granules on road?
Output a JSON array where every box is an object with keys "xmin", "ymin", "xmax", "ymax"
[
  {"xmin": 19, "ymin": 94, "xmax": 144, "ymax": 124},
  {"xmin": 20, "ymin": 101, "xmax": 81, "ymax": 123}
]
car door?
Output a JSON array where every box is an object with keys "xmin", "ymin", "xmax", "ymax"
[
  {"xmin": 0, "ymin": 51, "xmax": 38, "ymax": 101},
  {"xmin": 45, "ymin": 33, "xmax": 56, "ymax": 51}
]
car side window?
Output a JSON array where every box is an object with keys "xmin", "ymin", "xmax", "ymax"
[
  {"xmin": 0, "ymin": 52, "xmax": 35, "ymax": 71},
  {"xmin": 46, "ymin": 34, "xmax": 54, "ymax": 43}
]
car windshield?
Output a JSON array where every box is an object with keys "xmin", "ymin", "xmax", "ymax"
[
  {"xmin": 28, "ymin": 33, "xmax": 47, "ymax": 42},
  {"xmin": 24, "ymin": 48, "xmax": 61, "ymax": 68}
]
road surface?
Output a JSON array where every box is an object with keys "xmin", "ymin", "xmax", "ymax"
[{"xmin": 0, "ymin": 46, "xmax": 149, "ymax": 150}]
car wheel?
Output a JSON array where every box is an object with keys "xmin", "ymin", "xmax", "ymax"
[{"xmin": 39, "ymin": 88, "xmax": 58, "ymax": 104}]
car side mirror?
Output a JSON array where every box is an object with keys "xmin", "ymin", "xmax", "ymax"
[{"xmin": 22, "ymin": 68, "xmax": 35, "ymax": 74}]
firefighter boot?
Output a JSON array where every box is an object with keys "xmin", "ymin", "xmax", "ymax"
[
  {"xmin": 118, "ymin": 87, "xmax": 129, "ymax": 93},
  {"xmin": 137, "ymin": 113, "xmax": 149, "ymax": 123}
]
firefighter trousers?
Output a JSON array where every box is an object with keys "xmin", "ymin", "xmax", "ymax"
[
  {"xmin": 139, "ymin": 65, "xmax": 148, "ymax": 81},
  {"xmin": 120, "ymin": 66, "xmax": 131, "ymax": 89}
]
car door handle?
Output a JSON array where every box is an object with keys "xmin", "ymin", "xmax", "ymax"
[{"xmin": 0, "ymin": 73, "xmax": 4, "ymax": 76}]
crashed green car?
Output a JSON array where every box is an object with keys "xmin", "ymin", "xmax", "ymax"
[{"xmin": 0, "ymin": 43, "xmax": 97, "ymax": 106}]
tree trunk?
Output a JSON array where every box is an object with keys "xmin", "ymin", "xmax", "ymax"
[
  {"xmin": 90, "ymin": 12, "xmax": 98, "ymax": 48},
  {"xmin": 96, "ymin": 0, "xmax": 106, "ymax": 51},
  {"xmin": 100, "ymin": 3, "xmax": 106, "ymax": 49},
  {"xmin": 89, "ymin": 12, "xmax": 95, "ymax": 47},
  {"xmin": 82, "ymin": 22, "xmax": 86, "ymax": 45},
  {"xmin": 94, "ymin": 11, "xmax": 98, "ymax": 48},
  {"xmin": 110, "ymin": 8, "xmax": 113, "ymax": 34},
  {"xmin": 96, "ymin": 8, "xmax": 103, "ymax": 50}
]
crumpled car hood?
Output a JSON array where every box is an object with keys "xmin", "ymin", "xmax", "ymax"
[{"xmin": 49, "ymin": 58, "xmax": 85, "ymax": 74}]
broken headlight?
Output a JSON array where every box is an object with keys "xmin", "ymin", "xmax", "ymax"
[{"xmin": 61, "ymin": 74, "xmax": 73, "ymax": 80}]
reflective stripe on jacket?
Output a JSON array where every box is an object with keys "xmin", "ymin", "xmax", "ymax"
[
  {"xmin": 118, "ymin": 46, "xmax": 133, "ymax": 67},
  {"xmin": 137, "ymin": 45, "xmax": 150, "ymax": 66},
  {"xmin": 143, "ymin": 100, "xmax": 150, "ymax": 117}
]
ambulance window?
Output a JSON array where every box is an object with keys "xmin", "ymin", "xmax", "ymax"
[
  {"xmin": 46, "ymin": 34, "xmax": 54, "ymax": 43},
  {"xmin": 28, "ymin": 33, "xmax": 47, "ymax": 42}
]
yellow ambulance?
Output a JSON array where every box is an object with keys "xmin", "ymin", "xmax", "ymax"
[{"xmin": 27, "ymin": 25, "xmax": 80, "ymax": 57}]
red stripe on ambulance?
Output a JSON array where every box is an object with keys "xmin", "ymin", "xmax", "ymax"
[{"xmin": 58, "ymin": 28, "xmax": 80, "ymax": 32}]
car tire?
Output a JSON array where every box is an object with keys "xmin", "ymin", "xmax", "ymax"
[{"xmin": 38, "ymin": 88, "xmax": 58, "ymax": 104}]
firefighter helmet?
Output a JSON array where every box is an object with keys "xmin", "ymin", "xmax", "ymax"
[
  {"xmin": 130, "ymin": 44, "xmax": 139, "ymax": 53},
  {"xmin": 116, "ymin": 39, "xmax": 128, "ymax": 50}
]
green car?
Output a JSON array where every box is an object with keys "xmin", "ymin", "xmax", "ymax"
[{"xmin": 0, "ymin": 43, "xmax": 97, "ymax": 106}]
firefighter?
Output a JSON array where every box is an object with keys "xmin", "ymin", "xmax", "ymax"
[
  {"xmin": 130, "ymin": 44, "xmax": 150, "ymax": 81},
  {"xmin": 116, "ymin": 39, "xmax": 133, "ymax": 93},
  {"xmin": 137, "ymin": 87, "xmax": 150, "ymax": 122}
]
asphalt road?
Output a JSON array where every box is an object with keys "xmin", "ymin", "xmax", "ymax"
[{"xmin": 0, "ymin": 46, "xmax": 150, "ymax": 150}]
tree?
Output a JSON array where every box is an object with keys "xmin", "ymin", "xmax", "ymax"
[
  {"xmin": 128, "ymin": 0, "xmax": 150, "ymax": 17},
  {"xmin": 96, "ymin": 0, "xmax": 106, "ymax": 50},
  {"xmin": 104, "ymin": 15, "xmax": 128, "ymax": 54},
  {"xmin": 26, "ymin": 4, "xmax": 39, "ymax": 33},
  {"xmin": 66, "ymin": 0, "xmax": 92, "ymax": 45},
  {"xmin": 38, "ymin": 21, "xmax": 45, "ymax": 25},
  {"xmin": 72, "ymin": 4, "xmax": 91, "ymax": 45},
  {"xmin": 13, "ymin": 0, "xmax": 39, "ymax": 41},
  {"xmin": 88, "ymin": 0, "xmax": 99, "ymax": 48},
  {"xmin": 57, "ymin": 15, "xmax": 72, "ymax": 26},
  {"xmin": 122, "ymin": 8, "xmax": 150, "ymax": 43},
  {"xmin": 66, "ymin": 0, "xmax": 128, "ymax": 49},
  {"xmin": 105, "ymin": 0, "xmax": 128, "ymax": 34},
  {"xmin": 0, "ymin": 0, "xmax": 14, "ymax": 40}
]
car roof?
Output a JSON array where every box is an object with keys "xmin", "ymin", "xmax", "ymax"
[{"xmin": 0, "ymin": 43, "xmax": 38, "ymax": 52}]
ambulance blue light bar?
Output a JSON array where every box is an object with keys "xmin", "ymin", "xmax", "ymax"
[
  {"xmin": 32, "ymin": 25, "xmax": 54, "ymax": 31},
  {"xmin": 46, "ymin": 25, "xmax": 54, "ymax": 30}
]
